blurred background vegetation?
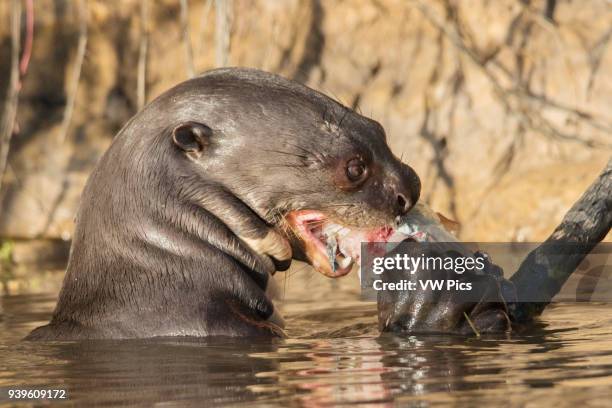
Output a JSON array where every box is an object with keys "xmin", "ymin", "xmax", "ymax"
[{"xmin": 0, "ymin": 0, "xmax": 610, "ymax": 294}]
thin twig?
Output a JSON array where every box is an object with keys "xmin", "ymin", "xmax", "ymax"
[
  {"xmin": 0, "ymin": 0, "xmax": 22, "ymax": 196},
  {"xmin": 196, "ymin": 0, "xmax": 214, "ymax": 56},
  {"xmin": 215, "ymin": 0, "xmax": 231, "ymax": 67},
  {"xmin": 19, "ymin": 0, "xmax": 34, "ymax": 76},
  {"xmin": 59, "ymin": 0, "xmax": 88, "ymax": 144},
  {"xmin": 463, "ymin": 312, "xmax": 481, "ymax": 337},
  {"xmin": 137, "ymin": 0, "xmax": 149, "ymax": 110},
  {"xmin": 180, "ymin": 0, "xmax": 195, "ymax": 78}
]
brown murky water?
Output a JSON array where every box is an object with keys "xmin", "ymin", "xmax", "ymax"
[{"xmin": 2, "ymin": 288, "xmax": 612, "ymax": 407}]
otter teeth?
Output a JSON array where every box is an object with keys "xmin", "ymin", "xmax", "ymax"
[
  {"xmin": 326, "ymin": 235, "xmax": 338, "ymax": 268},
  {"xmin": 323, "ymin": 225, "xmax": 355, "ymax": 272},
  {"xmin": 337, "ymin": 227, "xmax": 351, "ymax": 237},
  {"xmin": 337, "ymin": 254, "xmax": 353, "ymax": 269},
  {"xmin": 322, "ymin": 224, "xmax": 341, "ymax": 236},
  {"xmin": 322, "ymin": 223, "xmax": 352, "ymax": 239}
]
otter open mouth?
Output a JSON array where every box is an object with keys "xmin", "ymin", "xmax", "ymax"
[
  {"xmin": 286, "ymin": 204, "xmax": 452, "ymax": 278},
  {"xmin": 286, "ymin": 210, "xmax": 405, "ymax": 277}
]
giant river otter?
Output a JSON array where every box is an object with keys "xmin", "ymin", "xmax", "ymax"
[{"xmin": 27, "ymin": 68, "xmax": 505, "ymax": 340}]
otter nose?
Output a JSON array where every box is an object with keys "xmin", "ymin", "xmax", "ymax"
[
  {"xmin": 393, "ymin": 166, "xmax": 421, "ymax": 216},
  {"xmin": 396, "ymin": 193, "xmax": 411, "ymax": 215}
]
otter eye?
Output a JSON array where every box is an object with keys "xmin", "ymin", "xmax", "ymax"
[{"xmin": 346, "ymin": 158, "xmax": 367, "ymax": 182}]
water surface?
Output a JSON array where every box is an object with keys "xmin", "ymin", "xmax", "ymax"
[{"xmin": 2, "ymin": 292, "xmax": 612, "ymax": 406}]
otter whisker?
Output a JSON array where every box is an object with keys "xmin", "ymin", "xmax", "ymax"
[
  {"xmin": 281, "ymin": 141, "xmax": 316, "ymax": 157},
  {"xmin": 261, "ymin": 149, "xmax": 308, "ymax": 159},
  {"xmin": 338, "ymin": 107, "xmax": 350, "ymax": 128},
  {"xmin": 302, "ymin": 220, "xmax": 327, "ymax": 227},
  {"xmin": 265, "ymin": 164, "xmax": 310, "ymax": 170},
  {"xmin": 323, "ymin": 203, "xmax": 358, "ymax": 208}
]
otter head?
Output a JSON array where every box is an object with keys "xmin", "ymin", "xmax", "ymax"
[{"xmin": 167, "ymin": 68, "xmax": 420, "ymax": 278}]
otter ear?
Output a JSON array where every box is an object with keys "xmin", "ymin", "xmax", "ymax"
[{"xmin": 172, "ymin": 122, "xmax": 212, "ymax": 158}]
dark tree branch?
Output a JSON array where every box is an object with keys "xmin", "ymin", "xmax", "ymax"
[{"xmin": 509, "ymin": 159, "xmax": 612, "ymax": 322}]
